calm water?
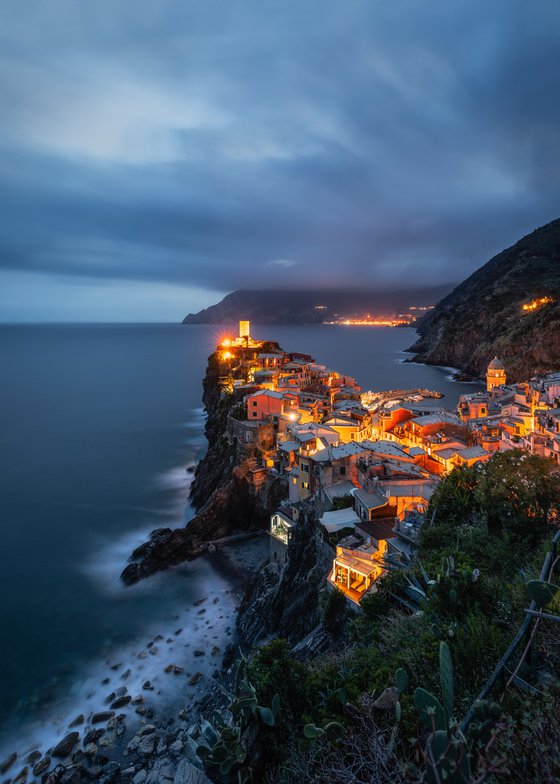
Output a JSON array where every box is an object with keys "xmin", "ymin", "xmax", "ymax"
[{"xmin": 0, "ymin": 323, "xmax": 481, "ymax": 752}]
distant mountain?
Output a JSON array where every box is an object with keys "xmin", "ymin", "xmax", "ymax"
[
  {"xmin": 408, "ymin": 218, "xmax": 560, "ymax": 381},
  {"xmin": 182, "ymin": 286, "xmax": 452, "ymax": 325}
]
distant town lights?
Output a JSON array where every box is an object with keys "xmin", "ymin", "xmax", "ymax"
[{"xmin": 521, "ymin": 297, "xmax": 553, "ymax": 313}]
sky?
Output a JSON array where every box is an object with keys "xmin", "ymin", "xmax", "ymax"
[{"xmin": 0, "ymin": 0, "xmax": 559, "ymax": 322}]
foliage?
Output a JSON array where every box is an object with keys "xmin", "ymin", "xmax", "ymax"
[
  {"xmin": 331, "ymin": 494, "xmax": 354, "ymax": 511},
  {"xmin": 526, "ymin": 578, "xmax": 560, "ymax": 613},
  {"xmin": 427, "ymin": 464, "xmax": 479, "ymax": 527},
  {"xmin": 268, "ymin": 694, "xmax": 405, "ymax": 784},
  {"xmin": 247, "ymin": 455, "xmax": 560, "ymax": 782},
  {"xmin": 322, "ymin": 586, "xmax": 347, "ymax": 631},
  {"xmin": 187, "ymin": 655, "xmax": 280, "ymax": 783},
  {"xmin": 327, "ymin": 526, "xmax": 356, "ymax": 546},
  {"xmin": 248, "ymin": 639, "xmax": 311, "ymax": 750},
  {"xmin": 405, "ymin": 642, "xmax": 502, "ymax": 784},
  {"xmin": 427, "ymin": 451, "xmax": 560, "ymax": 541},
  {"xmin": 493, "ymin": 687, "xmax": 560, "ymax": 783},
  {"xmin": 230, "ymin": 401, "xmax": 248, "ymax": 421}
]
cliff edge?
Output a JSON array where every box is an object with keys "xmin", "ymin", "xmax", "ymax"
[{"xmin": 121, "ymin": 347, "xmax": 287, "ymax": 584}]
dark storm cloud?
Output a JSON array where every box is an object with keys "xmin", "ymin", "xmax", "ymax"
[{"xmin": 1, "ymin": 0, "xmax": 560, "ymax": 303}]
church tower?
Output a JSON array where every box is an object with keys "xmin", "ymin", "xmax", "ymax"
[{"xmin": 486, "ymin": 357, "xmax": 506, "ymax": 391}]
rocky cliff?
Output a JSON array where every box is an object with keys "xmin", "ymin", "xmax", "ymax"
[
  {"xmin": 237, "ymin": 514, "xmax": 335, "ymax": 649},
  {"xmin": 121, "ymin": 349, "xmax": 286, "ymax": 584},
  {"xmin": 408, "ymin": 218, "xmax": 560, "ymax": 381}
]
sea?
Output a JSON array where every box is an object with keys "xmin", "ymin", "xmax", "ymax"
[{"xmin": 0, "ymin": 323, "xmax": 482, "ymax": 758}]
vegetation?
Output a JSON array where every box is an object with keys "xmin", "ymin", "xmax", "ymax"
[
  {"xmin": 238, "ymin": 452, "xmax": 560, "ymax": 783},
  {"xmin": 187, "ymin": 654, "xmax": 280, "ymax": 783},
  {"xmin": 332, "ymin": 494, "xmax": 354, "ymax": 510}
]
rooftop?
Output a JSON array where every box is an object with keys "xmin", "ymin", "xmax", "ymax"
[{"xmin": 488, "ymin": 356, "xmax": 505, "ymax": 370}]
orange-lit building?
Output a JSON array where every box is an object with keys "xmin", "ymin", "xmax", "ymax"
[{"xmin": 486, "ymin": 357, "xmax": 507, "ymax": 391}]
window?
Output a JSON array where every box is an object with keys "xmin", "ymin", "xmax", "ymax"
[
  {"xmin": 340, "ymin": 466, "xmax": 346, "ymax": 476},
  {"xmin": 301, "ymin": 463, "xmax": 309, "ymax": 473},
  {"xmin": 252, "ymin": 412, "xmax": 258, "ymax": 417},
  {"xmin": 252, "ymin": 400, "xmax": 258, "ymax": 406},
  {"xmin": 302, "ymin": 482, "xmax": 310, "ymax": 490}
]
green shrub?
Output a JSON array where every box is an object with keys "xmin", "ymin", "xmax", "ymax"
[{"xmin": 322, "ymin": 586, "xmax": 347, "ymax": 631}]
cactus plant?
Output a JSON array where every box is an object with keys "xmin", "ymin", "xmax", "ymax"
[
  {"xmin": 303, "ymin": 721, "xmax": 345, "ymax": 740},
  {"xmin": 410, "ymin": 643, "xmax": 501, "ymax": 784},
  {"xmin": 526, "ymin": 579, "xmax": 560, "ymax": 613},
  {"xmin": 186, "ymin": 655, "xmax": 280, "ymax": 783}
]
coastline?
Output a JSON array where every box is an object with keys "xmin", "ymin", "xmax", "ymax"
[
  {"xmin": 0, "ymin": 461, "xmax": 264, "ymax": 783},
  {"xmin": 0, "ymin": 325, "xmax": 487, "ymax": 783}
]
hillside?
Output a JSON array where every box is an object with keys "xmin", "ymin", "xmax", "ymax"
[
  {"xmin": 408, "ymin": 218, "xmax": 560, "ymax": 381},
  {"xmin": 182, "ymin": 286, "xmax": 452, "ymax": 325}
]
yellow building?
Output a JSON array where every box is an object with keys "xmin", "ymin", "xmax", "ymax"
[{"xmin": 487, "ymin": 357, "xmax": 506, "ymax": 391}]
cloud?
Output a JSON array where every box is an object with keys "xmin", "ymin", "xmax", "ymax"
[
  {"xmin": 266, "ymin": 259, "xmax": 296, "ymax": 268},
  {"xmin": 0, "ymin": 0, "xmax": 559, "ymax": 319}
]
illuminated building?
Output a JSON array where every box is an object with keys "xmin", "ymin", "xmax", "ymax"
[{"xmin": 486, "ymin": 357, "xmax": 507, "ymax": 391}]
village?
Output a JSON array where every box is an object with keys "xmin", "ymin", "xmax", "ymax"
[{"xmin": 217, "ymin": 321, "xmax": 560, "ymax": 606}]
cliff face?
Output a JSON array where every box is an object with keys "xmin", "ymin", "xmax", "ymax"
[
  {"xmin": 408, "ymin": 218, "xmax": 560, "ymax": 381},
  {"xmin": 237, "ymin": 514, "xmax": 335, "ymax": 648},
  {"xmin": 121, "ymin": 350, "xmax": 286, "ymax": 584}
]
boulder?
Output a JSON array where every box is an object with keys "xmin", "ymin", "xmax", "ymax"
[
  {"xmin": 173, "ymin": 760, "xmax": 212, "ymax": 784},
  {"xmin": 137, "ymin": 735, "xmax": 157, "ymax": 756},
  {"xmin": 145, "ymin": 760, "xmax": 175, "ymax": 784},
  {"xmin": 111, "ymin": 695, "xmax": 132, "ymax": 709},
  {"xmin": 91, "ymin": 711, "xmax": 115, "ymax": 724},
  {"xmin": 52, "ymin": 732, "xmax": 80, "ymax": 758},
  {"xmin": 33, "ymin": 756, "xmax": 51, "ymax": 776},
  {"xmin": 372, "ymin": 686, "xmax": 400, "ymax": 712},
  {"xmin": 0, "ymin": 752, "xmax": 17, "ymax": 775},
  {"xmin": 12, "ymin": 766, "xmax": 29, "ymax": 784}
]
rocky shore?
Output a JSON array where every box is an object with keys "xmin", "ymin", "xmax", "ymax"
[
  {"xmin": 0, "ymin": 535, "xmax": 272, "ymax": 784},
  {"xmin": 0, "ymin": 343, "xmax": 340, "ymax": 784}
]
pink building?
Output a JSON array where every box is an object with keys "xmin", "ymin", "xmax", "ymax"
[{"xmin": 246, "ymin": 390, "xmax": 285, "ymax": 420}]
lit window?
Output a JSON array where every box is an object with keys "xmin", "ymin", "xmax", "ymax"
[{"xmin": 302, "ymin": 482, "xmax": 310, "ymax": 490}]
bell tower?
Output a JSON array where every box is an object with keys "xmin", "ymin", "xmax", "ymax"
[{"xmin": 486, "ymin": 357, "xmax": 506, "ymax": 391}]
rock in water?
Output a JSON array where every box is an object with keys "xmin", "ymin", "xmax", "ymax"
[
  {"xmin": 91, "ymin": 711, "xmax": 115, "ymax": 724},
  {"xmin": 110, "ymin": 695, "xmax": 131, "ymax": 708},
  {"xmin": 0, "ymin": 751, "xmax": 17, "ymax": 775},
  {"xmin": 51, "ymin": 732, "xmax": 80, "ymax": 758},
  {"xmin": 33, "ymin": 756, "xmax": 51, "ymax": 776}
]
